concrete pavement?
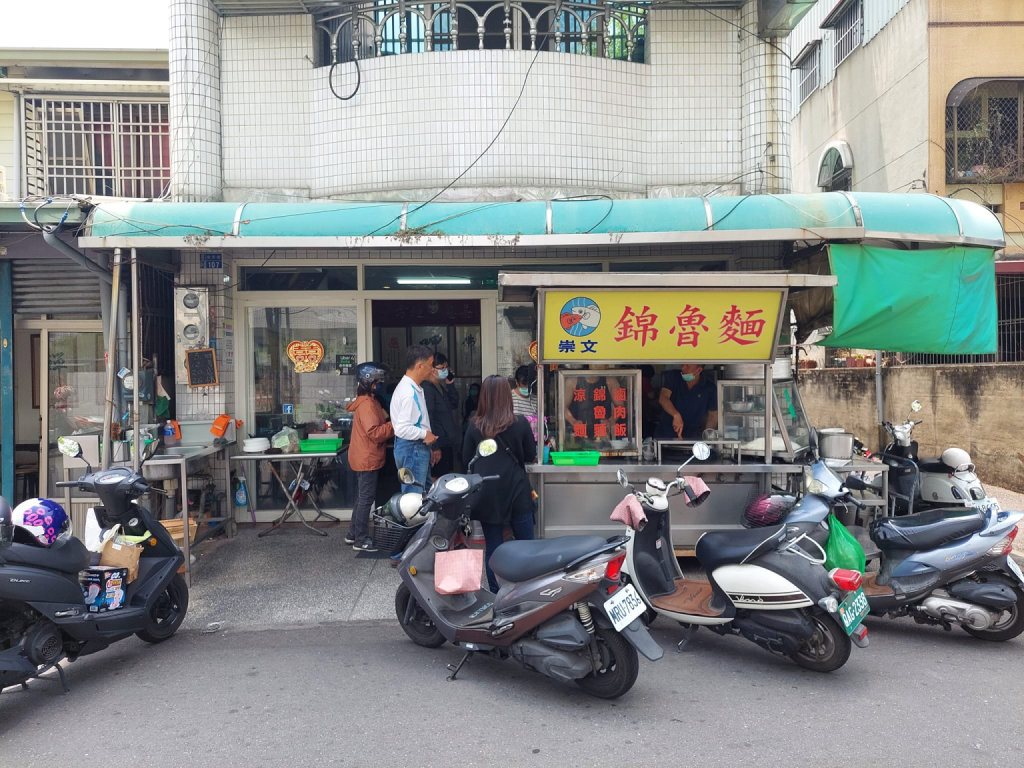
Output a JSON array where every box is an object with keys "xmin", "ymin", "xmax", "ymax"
[{"xmin": 1, "ymin": 616, "xmax": 1021, "ymax": 768}]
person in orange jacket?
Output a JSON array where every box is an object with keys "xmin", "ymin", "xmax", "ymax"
[{"xmin": 345, "ymin": 363, "xmax": 395, "ymax": 551}]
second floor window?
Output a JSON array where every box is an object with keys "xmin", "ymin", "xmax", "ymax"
[
  {"xmin": 946, "ymin": 81, "xmax": 1023, "ymax": 183},
  {"xmin": 826, "ymin": 0, "xmax": 862, "ymax": 68},
  {"xmin": 24, "ymin": 98, "xmax": 170, "ymax": 199},
  {"xmin": 795, "ymin": 42, "xmax": 820, "ymax": 105}
]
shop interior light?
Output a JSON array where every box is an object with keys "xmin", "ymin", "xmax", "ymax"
[{"xmin": 396, "ymin": 277, "xmax": 472, "ymax": 285}]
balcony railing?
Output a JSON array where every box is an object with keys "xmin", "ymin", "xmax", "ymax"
[{"xmin": 315, "ymin": 0, "xmax": 648, "ymax": 63}]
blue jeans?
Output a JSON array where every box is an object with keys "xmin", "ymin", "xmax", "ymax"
[
  {"xmin": 394, "ymin": 438, "xmax": 432, "ymax": 494},
  {"xmin": 481, "ymin": 513, "xmax": 536, "ymax": 592}
]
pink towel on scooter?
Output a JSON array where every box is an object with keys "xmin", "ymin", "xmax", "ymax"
[
  {"xmin": 683, "ymin": 476, "xmax": 711, "ymax": 507},
  {"xmin": 611, "ymin": 495, "xmax": 648, "ymax": 531}
]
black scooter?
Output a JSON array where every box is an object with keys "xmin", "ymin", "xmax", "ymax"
[{"xmin": 0, "ymin": 439, "xmax": 188, "ymax": 693}]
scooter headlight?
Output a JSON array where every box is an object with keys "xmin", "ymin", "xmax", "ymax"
[{"xmin": 803, "ymin": 467, "xmax": 829, "ymax": 496}]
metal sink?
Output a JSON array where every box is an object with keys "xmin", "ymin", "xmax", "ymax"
[
  {"xmin": 159, "ymin": 447, "xmax": 197, "ymax": 456},
  {"xmin": 142, "ymin": 446, "xmax": 210, "ymax": 480},
  {"xmin": 143, "ymin": 462, "xmax": 179, "ymax": 481}
]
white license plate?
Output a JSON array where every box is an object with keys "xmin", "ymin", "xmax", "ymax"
[
  {"xmin": 1007, "ymin": 555, "xmax": 1024, "ymax": 586},
  {"xmin": 972, "ymin": 498, "xmax": 1001, "ymax": 512},
  {"xmin": 605, "ymin": 584, "xmax": 647, "ymax": 632}
]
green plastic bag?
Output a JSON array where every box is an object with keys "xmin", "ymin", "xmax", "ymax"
[{"xmin": 824, "ymin": 513, "xmax": 866, "ymax": 574}]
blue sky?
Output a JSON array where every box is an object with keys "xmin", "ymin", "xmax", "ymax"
[{"xmin": 0, "ymin": 0, "xmax": 169, "ymax": 50}]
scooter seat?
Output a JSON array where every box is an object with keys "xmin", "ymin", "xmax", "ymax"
[
  {"xmin": 870, "ymin": 507, "xmax": 985, "ymax": 552},
  {"xmin": 918, "ymin": 459, "xmax": 955, "ymax": 474},
  {"xmin": 489, "ymin": 535, "xmax": 608, "ymax": 583},
  {"xmin": 1, "ymin": 537, "xmax": 91, "ymax": 574},
  {"xmin": 695, "ymin": 525, "xmax": 787, "ymax": 572}
]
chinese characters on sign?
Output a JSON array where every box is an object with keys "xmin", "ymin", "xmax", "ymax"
[
  {"xmin": 565, "ymin": 378, "xmax": 632, "ymax": 445},
  {"xmin": 544, "ymin": 290, "xmax": 782, "ymax": 362}
]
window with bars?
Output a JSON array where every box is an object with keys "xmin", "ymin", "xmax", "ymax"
[
  {"xmin": 946, "ymin": 81, "xmax": 1023, "ymax": 183},
  {"xmin": 827, "ymin": 0, "xmax": 862, "ymax": 68},
  {"xmin": 796, "ymin": 42, "xmax": 820, "ymax": 105},
  {"xmin": 23, "ymin": 98, "xmax": 170, "ymax": 199}
]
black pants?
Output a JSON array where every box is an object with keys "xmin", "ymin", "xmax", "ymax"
[
  {"xmin": 432, "ymin": 446, "xmax": 454, "ymax": 479},
  {"xmin": 349, "ymin": 469, "xmax": 378, "ymax": 544}
]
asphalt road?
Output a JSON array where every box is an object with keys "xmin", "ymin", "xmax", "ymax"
[{"xmin": 1, "ymin": 615, "xmax": 1021, "ymax": 768}]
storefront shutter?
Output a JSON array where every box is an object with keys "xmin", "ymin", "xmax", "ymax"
[{"xmin": 11, "ymin": 257, "xmax": 102, "ymax": 316}]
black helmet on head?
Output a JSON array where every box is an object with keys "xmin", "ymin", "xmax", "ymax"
[
  {"xmin": 0, "ymin": 498, "xmax": 12, "ymax": 548},
  {"xmin": 356, "ymin": 362, "xmax": 389, "ymax": 390}
]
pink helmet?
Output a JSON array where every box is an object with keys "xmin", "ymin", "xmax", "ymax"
[{"xmin": 743, "ymin": 494, "xmax": 795, "ymax": 529}]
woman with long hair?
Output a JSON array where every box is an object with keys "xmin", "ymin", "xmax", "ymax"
[{"xmin": 461, "ymin": 374, "xmax": 537, "ymax": 591}]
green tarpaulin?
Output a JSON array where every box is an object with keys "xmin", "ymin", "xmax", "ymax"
[{"xmin": 824, "ymin": 244, "xmax": 997, "ymax": 354}]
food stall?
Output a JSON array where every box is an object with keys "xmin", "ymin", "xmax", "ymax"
[{"xmin": 502, "ymin": 271, "xmax": 838, "ymax": 549}]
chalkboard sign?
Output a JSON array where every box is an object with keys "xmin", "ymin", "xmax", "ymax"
[{"xmin": 185, "ymin": 348, "xmax": 219, "ymax": 388}]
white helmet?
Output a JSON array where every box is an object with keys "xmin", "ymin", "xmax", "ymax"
[
  {"xmin": 385, "ymin": 492, "xmax": 426, "ymax": 525},
  {"xmin": 941, "ymin": 447, "xmax": 974, "ymax": 473}
]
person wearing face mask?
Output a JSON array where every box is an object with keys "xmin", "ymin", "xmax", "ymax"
[
  {"xmin": 424, "ymin": 352, "xmax": 459, "ymax": 480},
  {"xmin": 655, "ymin": 363, "xmax": 718, "ymax": 440},
  {"xmin": 511, "ymin": 365, "xmax": 538, "ymax": 418},
  {"xmin": 345, "ymin": 362, "xmax": 395, "ymax": 551}
]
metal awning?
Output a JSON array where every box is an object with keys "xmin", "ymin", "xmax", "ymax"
[{"xmin": 77, "ymin": 193, "xmax": 1006, "ymax": 251}]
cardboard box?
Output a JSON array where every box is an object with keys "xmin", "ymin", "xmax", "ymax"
[
  {"xmin": 99, "ymin": 539, "xmax": 142, "ymax": 582},
  {"xmin": 79, "ymin": 566, "xmax": 128, "ymax": 613}
]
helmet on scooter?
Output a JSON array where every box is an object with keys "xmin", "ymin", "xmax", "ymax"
[
  {"xmin": 12, "ymin": 498, "xmax": 71, "ymax": 547},
  {"xmin": 941, "ymin": 447, "xmax": 974, "ymax": 473},
  {"xmin": 742, "ymin": 494, "xmax": 795, "ymax": 528},
  {"xmin": 0, "ymin": 498, "xmax": 13, "ymax": 548},
  {"xmin": 385, "ymin": 492, "xmax": 426, "ymax": 526}
]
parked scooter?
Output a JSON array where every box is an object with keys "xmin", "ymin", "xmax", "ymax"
[
  {"xmin": 394, "ymin": 440, "xmax": 663, "ymax": 699},
  {"xmin": 858, "ymin": 400, "xmax": 999, "ymax": 516},
  {"xmin": 0, "ymin": 438, "xmax": 188, "ymax": 693},
  {"xmin": 618, "ymin": 442, "xmax": 868, "ymax": 673},
  {"xmin": 761, "ymin": 430, "xmax": 1024, "ymax": 641}
]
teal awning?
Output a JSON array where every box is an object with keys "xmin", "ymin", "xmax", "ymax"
[
  {"xmin": 823, "ymin": 244, "xmax": 997, "ymax": 355},
  {"xmin": 78, "ymin": 192, "xmax": 1006, "ymax": 250}
]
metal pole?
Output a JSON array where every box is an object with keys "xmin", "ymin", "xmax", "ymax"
[
  {"xmin": 763, "ymin": 362, "xmax": 772, "ymax": 465},
  {"xmin": 0, "ymin": 261, "xmax": 14, "ymax": 502},
  {"xmin": 875, "ymin": 349, "xmax": 885, "ymax": 449},
  {"xmin": 131, "ymin": 249, "xmax": 141, "ymax": 473},
  {"xmin": 101, "ymin": 250, "xmax": 123, "ymax": 470}
]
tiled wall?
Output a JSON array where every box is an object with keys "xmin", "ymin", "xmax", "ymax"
[
  {"xmin": 203, "ymin": 2, "xmax": 791, "ymax": 201},
  {"xmin": 170, "ymin": 0, "xmax": 224, "ymax": 202}
]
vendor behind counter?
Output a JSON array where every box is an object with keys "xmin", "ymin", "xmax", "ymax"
[{"xmin": 655, "ymin": 363, "xmax": 718, "ymax": 440}]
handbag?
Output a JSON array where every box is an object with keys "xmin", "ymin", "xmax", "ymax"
[{"xmin": 434, "ymin": 548, "xmax": 484, "ymax": 595}]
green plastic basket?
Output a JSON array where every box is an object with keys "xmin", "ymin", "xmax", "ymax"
[
  {"xmin": 549, "ymin": 451, "xmax": 600, "ymax": 466},
  {"xmin": 300, "ymin": 438, "xmax": 344, "ymax": 453}
]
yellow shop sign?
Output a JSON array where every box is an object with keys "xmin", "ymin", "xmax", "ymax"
[{"xmin": 541, "ymin": 290, "xmax": 784, "ymax": 363}]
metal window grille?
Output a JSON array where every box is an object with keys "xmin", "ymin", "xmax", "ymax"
[
  {"xmin": 797, "ymin": 45, "xmax": 820, "ymax": 105},
  {"xmin": 946, "ymin": 82, "xmax": 1022, "ymax": 183},
  {"xmin": 317, "ymin": 0, "xmax": 647, "ymax": 62},
  {"xmin": 23, "ymin": 97, "xmax": 170, "ymax": 199},
  {"xmin": 832, "ymin": 0, "xmax": 862, "ymax": 68},
  {"xmin": 821, "ymin": 275, "xmax": 1024, "ymax": 367}
]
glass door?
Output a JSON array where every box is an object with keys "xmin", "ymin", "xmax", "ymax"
[{"xmin": 43, "ymin": 331, "xmax": 105, "ymax": 497}]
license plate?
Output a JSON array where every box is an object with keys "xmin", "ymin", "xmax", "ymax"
[
  {"xmin": 836, "ymin": 588, "xmax": 870, "ymax": 635},
  {"xmin": 1007, "ymin": 555, "xmax": 1024, "ymax": 586},
  {"xmin": 605, "ymin": 584, "xmax": 647, "ymax": 632},
  {"xmin": 972, "ymin": 498, "xmax": 1001, "ymax": 512}
]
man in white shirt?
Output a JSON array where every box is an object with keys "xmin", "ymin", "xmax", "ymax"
[{"xmin": 391, "ymin": 345, "xmax": 438, "ymax": 492}]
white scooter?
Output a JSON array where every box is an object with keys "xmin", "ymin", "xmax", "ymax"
[
  {"xmin": 615, "ymin": 443, "xmax": 868, "ymax": 673},
  {"xmin": 857, "ymin": 400, "xmax": 998, "ymax": 516}
]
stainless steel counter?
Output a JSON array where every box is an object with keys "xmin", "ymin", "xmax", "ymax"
[{"xmin": 528, "ymin": 462, "xmax": 801, "ymax": 547}]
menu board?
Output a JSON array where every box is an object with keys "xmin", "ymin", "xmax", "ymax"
[
  {"xmin": 185, "ymin": 348, "xmax": 219, "ymax": 388},
  {"xmin": 556, "ymin": 369, "xmax": 640, "ymax": 456}
]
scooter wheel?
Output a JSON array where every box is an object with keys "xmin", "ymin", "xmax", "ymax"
[
  {"xmin": 575, "ymin": 624, "xmax": 639, "ymax": 699},
  {"xmin": 790, "ymin": 612, "xmax": 851, "ymax": 673},
  {"xmin": 963, "ymin": 585, "xmax": 1024, "ymax": 642},
  {"xmin": 395, "ymin": 584, "xmax": 445, "ymax": 648},
  {"xmin": 136, "ymin": 574, "xmax": 189, "ymax": 644}
]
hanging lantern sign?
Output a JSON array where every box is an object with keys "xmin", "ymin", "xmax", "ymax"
[{"xmin": 286, "ymin": 340, "xmax": 325, "ymax": 373}]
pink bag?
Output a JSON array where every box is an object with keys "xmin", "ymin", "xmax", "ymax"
[{"xmin": 434, "ymin": 549, "xmax": 484, "ymax": 595}]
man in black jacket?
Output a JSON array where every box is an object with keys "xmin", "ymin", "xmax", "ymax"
[{"xmin": 424, "ymin": 352, "xmax": 460, "ymax": 479}]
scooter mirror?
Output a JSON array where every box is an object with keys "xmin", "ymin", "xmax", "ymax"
[
  {"xmin": 397, "ymin": 467, "xmax": 417, "ymax": 485},
  {"xmin": 477, "ymin": 439, "xmax": 498, "ymax": 458},
  {"xmin": 57, "ymin": 436, "xmax": 83, "ymax": 459},
  {"xmin": 692, "ymin": 442, "xmax": 711, "ymax": 461},
  {"xmin": 910, "ymin": 400, "xmax": 922, "ymax": 413},
  {"xmin": 616, "ymin": 469, "xmax": 629, "ymax": 488}
]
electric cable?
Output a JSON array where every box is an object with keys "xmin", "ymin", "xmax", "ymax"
[
  {"xmin": 676, "ymin": 0, "xmax": 792, "ymax": 66},
  {"xmin": 328, "ymin": 55, "xmax": 361, "ymax": 101}
]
